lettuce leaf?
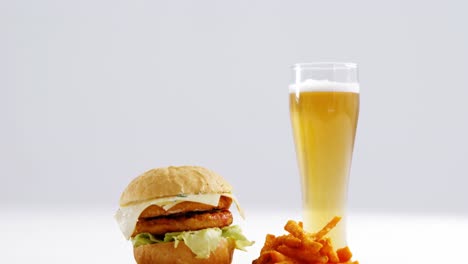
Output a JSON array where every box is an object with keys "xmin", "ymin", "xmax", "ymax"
[
  {"xmin": 132, "ymin": 232, "xmax": 163, "ymax": 247},
  {"xmin": 222, "ymin": 225, "xmax": 254, "ymax": 251},
  {"xmin": 165, "ymin": 228, "xmax": 223, "ymax": 258},
  {"xmin": 131, "ymin": 225, "xmax": 254, "ymax": 259}
]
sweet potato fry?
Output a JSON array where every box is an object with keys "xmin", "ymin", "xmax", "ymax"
[
  {"xmin": 302, "ymin": 235, "xmax": 323, "ymax": 253},
  {"xmin": 314, "ymin": 216, "xmax": 341, "ymax": 240},
  {"xmin": 260, "ymin": 234, "xmax": 276, "ymax": 254},
  {"xmin": 253, "ymin": 250, "xmax": 288, "ymax": 264},
  {"xmin": 277, "ymin": 245, "xmax": 328, "ymax": 263},
  {"xmin": 266, "ymin": 250, "xmax": 290, "ymax": 262},
  {"xmin": 319, "ymin": 237, "xmax": 340, "ymax": 263},
  {"xmin": 284, "ymin": 236, "xmax": 302, "ymax": 248},
  {"xmin": 252, "ymin": 217, "xmax": 358, "ymax": 264},
  {"xmin": 284, "ymin": 220, "xmax": 304, "ymax": 239},
  {"xmin": 337, "ymin": 246, "xmax": 353, "ymax": 262}
]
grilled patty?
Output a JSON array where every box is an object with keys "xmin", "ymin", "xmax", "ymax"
[
  {"xmin": 132, "ymin": 209, "xmax": 233, "ymax": 237},
  {"xmin": 138, "ymin": 196, "xmax": 233, "ymax": 219}
]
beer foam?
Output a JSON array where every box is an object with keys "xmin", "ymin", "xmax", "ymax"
[{"xmin": 289, "ymin": 79, "xmax": 360, "ymax": 93}]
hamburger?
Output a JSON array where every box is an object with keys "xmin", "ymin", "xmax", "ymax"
[{"xmin": 115, "ymin": 166, "xmax": 253, "ymax": 264}]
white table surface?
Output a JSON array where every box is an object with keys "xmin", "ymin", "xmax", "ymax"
[{"xmin": 1, "ymin": 206, "xmax": 466, "ymax": 263}]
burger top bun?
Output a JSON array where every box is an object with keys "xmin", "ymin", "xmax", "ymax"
[
  {"xmin": 133, "ymin": 237, "xmax": 235, "ymax": 264},
  {"xmin": 119, "ymin": 166, "xmax": 233, "ymax": 206}
]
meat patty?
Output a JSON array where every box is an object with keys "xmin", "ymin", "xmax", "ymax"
[
  {"xmin": 139, "ymin": 196, "xmax": 232, "ymax": 219},
  {"xmin": 132, "ymin": 209, "xmax": 233, "ymax": 237}
]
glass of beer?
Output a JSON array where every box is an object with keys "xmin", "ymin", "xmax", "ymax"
[{"xmin": 289, "ymin": 62, "xmax": 359, "ymax": 248}]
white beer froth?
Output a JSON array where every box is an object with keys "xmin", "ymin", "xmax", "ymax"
[{"xmin": 289, "ymin": 79, "xmax": 360, "ymax": 93}]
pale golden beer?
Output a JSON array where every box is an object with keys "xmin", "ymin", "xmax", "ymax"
[{"xmin": 289, "ymin": 63, "xmax": 359, "ymax": 248}]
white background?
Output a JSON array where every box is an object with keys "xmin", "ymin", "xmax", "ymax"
[{"xmin": 1, "ymin": 0, "xmax": 468, "ymax": 263}]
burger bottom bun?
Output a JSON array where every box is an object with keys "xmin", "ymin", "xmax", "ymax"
[{"xmin": 133, "ymin": 238, "xmax": 235, "ymax": 264}]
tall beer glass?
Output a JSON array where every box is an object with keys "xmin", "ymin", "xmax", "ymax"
[{"xmin": 289, "ymin": 63, "xmax": 359, "ymax": 248}]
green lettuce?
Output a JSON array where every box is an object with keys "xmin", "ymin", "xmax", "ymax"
[
  {"xmin": 131, "ymin": 225, "xmax": 254, "ymax": 259},
  {"xmin": 132, "ymin": 232, "xmax": 162, "ymax": 247},
  {"xmin": 165, "ymin": 228, "xmax": 223, "ymax": 258},
  {"xmin": 221, "ymin": 225, "xmax": 253, "ymax": 251}
]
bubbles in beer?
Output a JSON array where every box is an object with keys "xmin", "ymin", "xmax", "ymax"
[{"xmin": 289, "ymin": 79, "xmax": 360, "ymax": 93}]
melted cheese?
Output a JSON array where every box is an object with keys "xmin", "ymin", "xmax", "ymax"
[{"xmin": 114, "ymin": 193, "xmax": 244, "ymax": 239}]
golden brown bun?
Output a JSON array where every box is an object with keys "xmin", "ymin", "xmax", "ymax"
[
  {"xmin": 133, "ymin": 238, "xmax": 235, "ymax": 264},
  {"xmin": 139, "ymin": 196, "xmax": 233, "ymax": 219},
  {"xmin": 120, "ymin": 166, "xmax": 232, "ymax": 206}
]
